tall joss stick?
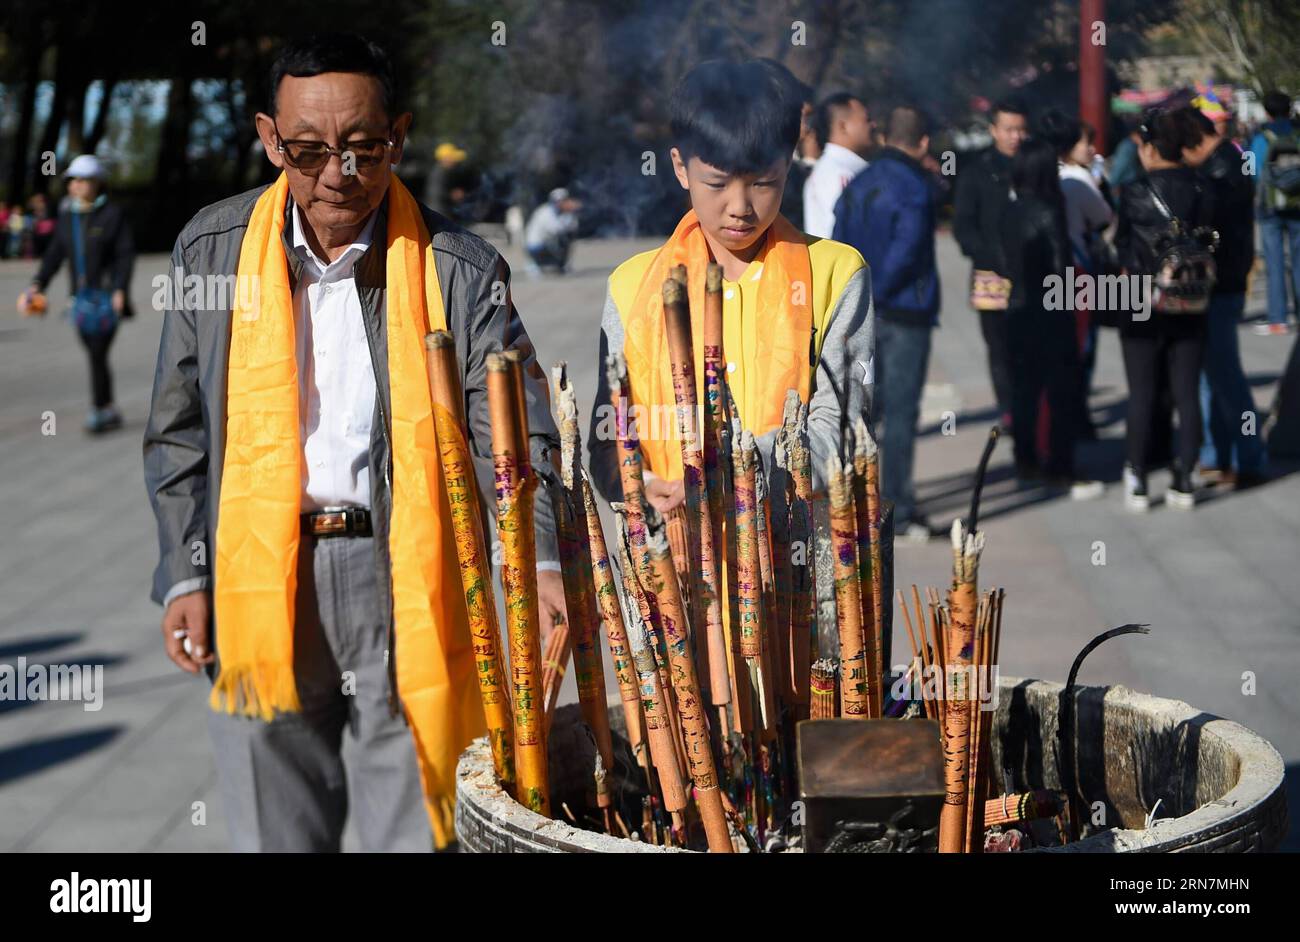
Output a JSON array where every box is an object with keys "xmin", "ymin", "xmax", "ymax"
[
  {"xmin": 827, "ymin": 457, "xmax": 868, "ymax": 716},
  {"xmin": 661, "ymin": 277, "xmax": 731, "ymax": 721},
  {"xmin": 858, "ymin": 422, "xmax": 885, "ymax": 717},
  {"xmin": 613, "ymin": 514, "xmax": 688, "ymax": 837},
  {"xmin": 938, "ymin": 518, "xmax": 985, "ymax": 852},
  {"xmin": 646, "ymin": 532, "xmax": 733, "ymax": 852},
  {"xmin": 735, "ymin": 431, "xmax": 778, "ymax": 734},
  {"xmin": 786, "ymin": 395, "xmax": 816, "ymax": 717},
  {"xmin": 850, "ymin": 426, "xmax": 878, "ymax": 716},
  {"xmin": 486, "ymin": 352, "xmax": 549, "ymax": 815},
  {"xmin": 770, "ymin": 397, "xmax": 798, "ymax": 708},
  {"xmin": 701, "ymin": 263, "xmax": 729, "ymax": 703},
  {"xmin": 583, "ymin": 471, "xmax": 650, "ymax": 783},
  {"xmin": 549, "ymin": 364, "xmax": 617, "ymax": 795},
  {"xmin": 423, "ymin": 331, "xmax": 514, "ymax": 791}
]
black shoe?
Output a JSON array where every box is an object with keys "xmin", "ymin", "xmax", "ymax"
[
  {"xmin": 1123, "ymin": 463, "xmax": 1149, "ymax": 512},
  {"xmin": 1015, "ymin": 461, "xmax": 1043, "ymax": 484},
  {"xmin": 1168, "ymin": 466, "xmax": 1197, "ymax": 510},
  {"xmin": 1232, "ymin": 470, "xmax": 1267, "ymax": 491}
]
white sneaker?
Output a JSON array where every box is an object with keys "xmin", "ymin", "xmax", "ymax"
[
  {"xmin": 897, "ymin": 521, "xmax": 936, "ymax": 544},
  {"xmin": 1123, "ymin": 464, "xmax": 1149, "ymax": 512},
  {"xmin": 1070, "ymin": 479, "xmax": 1104, "ymax": 501}
]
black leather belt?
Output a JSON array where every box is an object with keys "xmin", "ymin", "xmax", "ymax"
[{"xmin": 301, "ymin": 507, "xmax": 372, "ymax": 537}]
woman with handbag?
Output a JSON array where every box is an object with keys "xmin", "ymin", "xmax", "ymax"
[
  {"xmin": 1114, "ymin": 110, "xmax": 1216, "ymax": 511},
  {"xmin": 17, "ymin": 154, "xmax": 135, "ymax": 434}
]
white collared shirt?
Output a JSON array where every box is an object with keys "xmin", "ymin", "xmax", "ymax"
[
  {"xmin": 291, "ymin": 203, "xmax": 380, "ymax": 511},
  {"xmin": 803, "ymin": 142, "xmax": 869, "ymax": 238}
]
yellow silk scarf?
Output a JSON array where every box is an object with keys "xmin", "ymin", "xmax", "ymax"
[
  {"xmin": 213, "ymin": 172, "xmax": 484, "ymax": 847},
  {"xmin": 621, "ymin": 210, "xmax": 813, "ymax": 479}
]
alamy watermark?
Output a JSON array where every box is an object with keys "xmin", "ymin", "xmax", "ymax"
[
  {"xmin": 1043, "ymin": 266, "xmax": 1153, "ymax": 322},
  {"xmin": 0, "ymin": 658, "xmax": 104, "ymax": 711}
]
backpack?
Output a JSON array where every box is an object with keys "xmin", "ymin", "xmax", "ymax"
[
  {"xmin": 1262, "ymin": 128, "xmax": 1300, "ymax": 212},
  {"xmin": 1145, "ymin": 181, "xmax": 1218, "ymax": 315}
]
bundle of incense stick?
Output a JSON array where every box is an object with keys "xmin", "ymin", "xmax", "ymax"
[
  {"xmin": 479, "ymin": 261, "xmax": 912, "ymax": 851},
  {"xmin": 810, "ymin": 659, "xmax": 839, "ymax": 720},
  {"xmin": 424, "ymin": 332, "xmax": 515, "ymax": 791},
  {"xmin": 897, "ymin": 560, "xmax": 1006, "ymax": 852},
  {"xmin": 486, "ymin": 351, "xmax": 549, "ymax": 816}
]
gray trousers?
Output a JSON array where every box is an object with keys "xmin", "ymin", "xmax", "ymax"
[{"xmin": 208, "ymin": 534, "xmax": 431, "ymax": 852}]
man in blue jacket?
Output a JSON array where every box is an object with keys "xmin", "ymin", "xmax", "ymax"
[
  {"xmin": 834, "ymin": 105, "xmax": 940, "ymax": 542},
  {"xmin": 1250, "ymin": 90, "xmax": 1300, "ymax": 335}
]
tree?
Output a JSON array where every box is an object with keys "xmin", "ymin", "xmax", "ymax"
[{"xmin": 1175, "ymin": 0, "xmax": 1300, "ymax": 95}]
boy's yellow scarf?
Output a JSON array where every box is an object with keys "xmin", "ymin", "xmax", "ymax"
[
  {"xmin": 621, "ymin": 209, "xmax": 813, "ymax": 478},
  {"xmin": 212, "ymin": 173, "xmax": 484, "ymax": 847}
]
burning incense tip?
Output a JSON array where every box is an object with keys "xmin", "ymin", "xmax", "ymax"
[
  {"xmin": 663, "ymin": 277, "xmax": 685, "ymax": 305},
  {"xmin": 425, "ymin": 330, "xmax": 453, "ymax": 351},
  {"xmin": 486, "ymin": 351, "xmax": 509, "ymax": 373},
  {"xmin": 854, "ymin": 417, "xmax": 877, "ymax": 458},
  {"xmin": 706, "ymin": 262, "xmax": 723, "ymax": 292}
]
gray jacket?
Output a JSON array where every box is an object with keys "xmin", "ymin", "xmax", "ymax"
[{"xmin": 143, "ymin": 184, "xmax": 561, "ymax": 685}]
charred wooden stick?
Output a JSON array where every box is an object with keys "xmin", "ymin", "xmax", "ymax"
[
  {"xmin": 487, "ymin": 352, "xmax": 548, "ymax": 816},
  {"xmin": 662, "ymin": 277, "xmax": 731, "ymax": 714},
  {"xmin": 549, "ymin": 364, "xmax": 616, "ymax": 792},
  {"xmin": 424, "ymin": 332, "xmax": 515, "ymax": 791},
  {"xmin": 827, "ymin": 456, "xmax": 868, "ymax": 717}
]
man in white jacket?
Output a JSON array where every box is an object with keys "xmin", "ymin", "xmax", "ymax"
[{"xmin": 803, "ymin": 93, "xmax": 875, "ymax": 238}]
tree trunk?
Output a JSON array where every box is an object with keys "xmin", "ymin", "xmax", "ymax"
[
  {"xmin": 34, "ymin": 67, "xmax": 67, "ymax": 195},
  {"xmin": 84, "ymin": 77, "xmax": 119, "ymax": 153},
  {"xmin": 6, "ymin": 47, "xmax": 41, "ymax": 202}
]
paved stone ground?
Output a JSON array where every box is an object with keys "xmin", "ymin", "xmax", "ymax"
[{"xmin": 1, "ymin": 227, "xmax": 1296, "ymax": 851}]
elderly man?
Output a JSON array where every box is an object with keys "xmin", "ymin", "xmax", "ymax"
[{"xmin": 143, "ymin": 32, "xmax": 566, "ymax": 852}]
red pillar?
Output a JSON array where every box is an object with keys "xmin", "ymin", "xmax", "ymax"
[{"xmin": 1080, "ymin": 0, "xmax": 1108, "ymax": 154}]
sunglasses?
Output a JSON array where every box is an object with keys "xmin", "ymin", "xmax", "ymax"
[{"xmin": 274, "ymin": 119, "xmax": 394, "ymax": 173}]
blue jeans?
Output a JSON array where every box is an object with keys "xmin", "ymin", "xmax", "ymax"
[
  {"xmin": 875, "ymin": 319, "xmax": 933, "ymax": 527},
  {"xmin": 1260, "ymin": 214, "xmax": 1300, "ymax": 325},
  {"xmin": 1198, "ymin": 292, "xmax": 1266, "ymax": 473}
]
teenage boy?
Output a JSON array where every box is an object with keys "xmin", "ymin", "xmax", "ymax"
[{"xmin": 587, "ymin": 58, "xmax": 873, "ymax": 509}]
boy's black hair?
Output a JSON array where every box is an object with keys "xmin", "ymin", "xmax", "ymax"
[
  {"xmin": 670, "ymin": 59, "xmax": 803, "ymax": 175},
  {"xmin": 269, "ymin": 32, "xmax": 397, "ymax": 117},
  {"xmin": 1263, "ymin": 90, "xmax": 1293, "ymax": 120},
  {"xmin": 990, "ymin": 98, "xmax": 1029, "ymax": 124}
]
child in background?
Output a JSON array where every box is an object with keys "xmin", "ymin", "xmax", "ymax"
[{"xmin": 587, "ymin": 58, "xmax": 873, "ymax": 508}]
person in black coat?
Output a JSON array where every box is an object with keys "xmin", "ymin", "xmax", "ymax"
[
  {"xmin": 19, "ymin": 155, "xmax": 134, "ymax": 434},
  {"xmin": 1000, "ymin": 138, "xmax": 1097, "ymax": 495},
  {"xmin": 954, "ymin": 100, "xmax": 1028, "ymax": 426},
  {"xmin": 1181, "ymin": 106, "xmax": 1267, "ymax": 485},
  {"xmin": 1113, "ymin": 110, "xmax": 1215, "ymax": 510}
]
